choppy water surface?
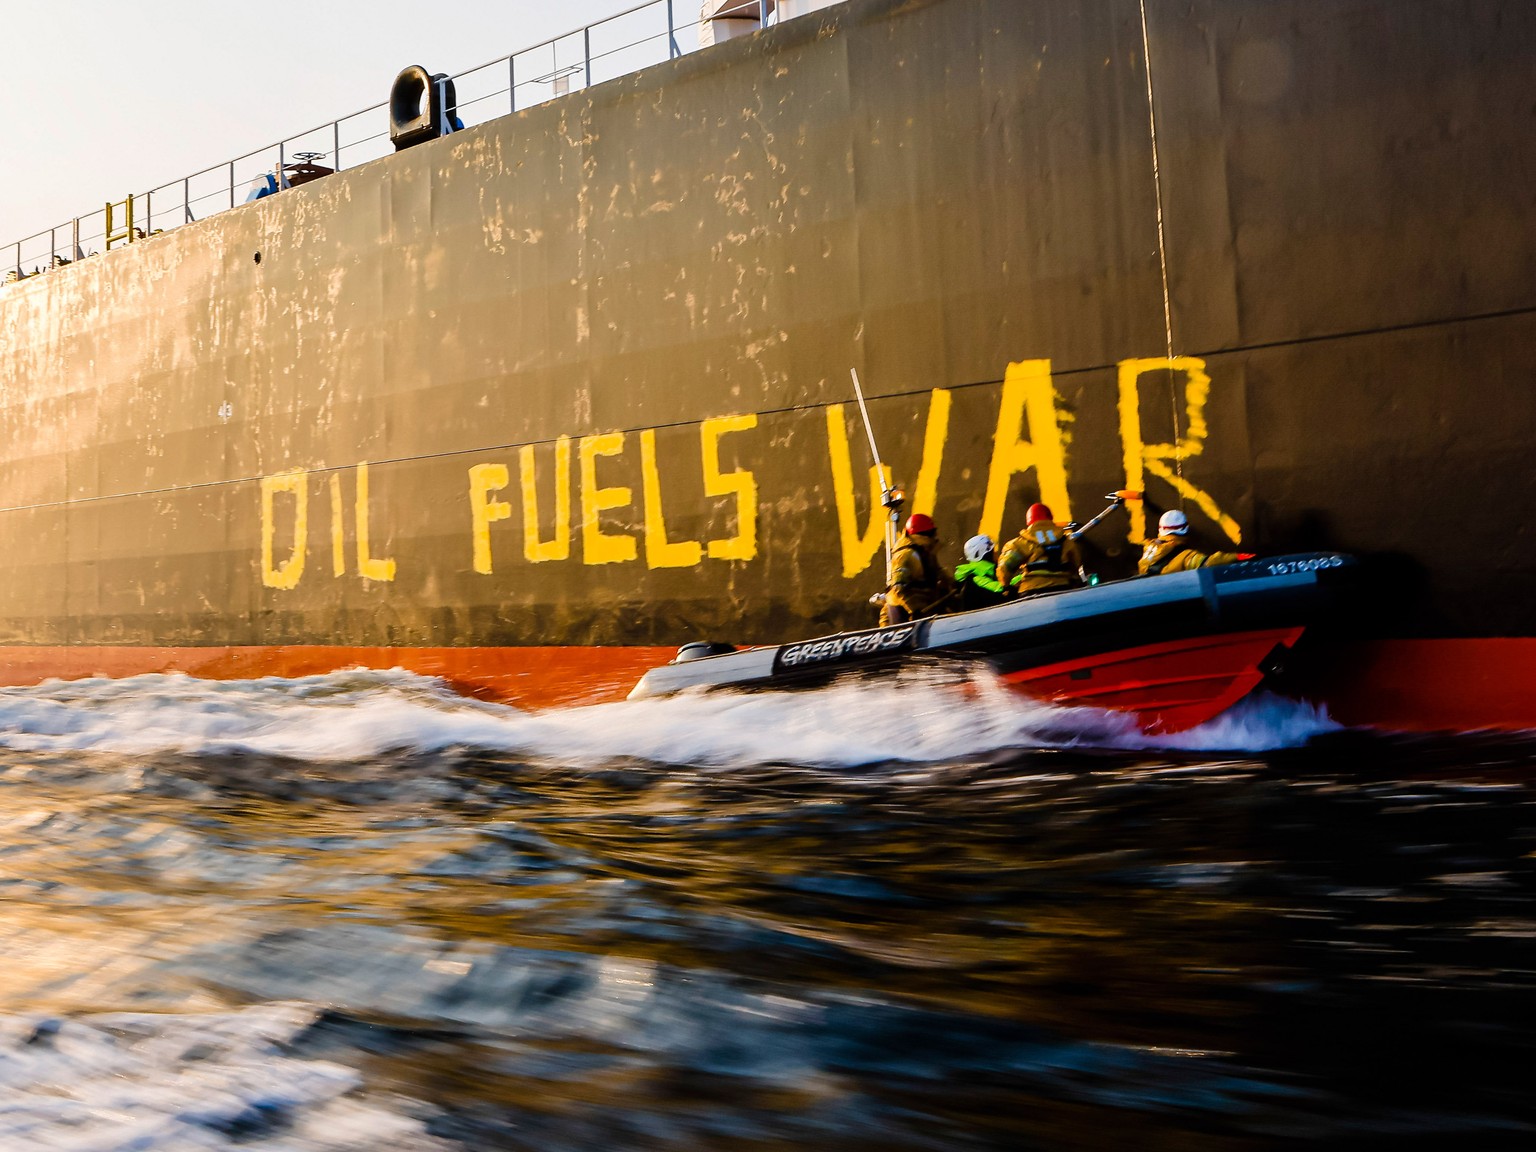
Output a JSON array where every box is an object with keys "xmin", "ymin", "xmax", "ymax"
[{"xmin": 0, "ymin": 669, "xmax": 1533, "ymax": 1150}]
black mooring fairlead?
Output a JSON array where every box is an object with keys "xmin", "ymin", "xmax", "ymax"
[{"xmin": 389, "ymin": 65, "xmax": 462, "ymax": 151}]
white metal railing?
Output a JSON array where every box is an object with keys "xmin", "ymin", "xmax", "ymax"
[{"xmin": 4, "ymin": 0, "xmax": 785, "ymax": 284}]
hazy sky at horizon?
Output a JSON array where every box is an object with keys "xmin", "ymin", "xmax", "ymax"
[{"xmin": 1, "ymin": 0, "xmax": 697, "ymax": 248}]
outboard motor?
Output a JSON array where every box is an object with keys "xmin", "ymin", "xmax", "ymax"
[
  {"xmin": 674, "ymin": 641, "xmax": 737, "ymax": 663},
  {"xmin": 389, "ymin": 65, "xmax": 463, "ymax": 151}
]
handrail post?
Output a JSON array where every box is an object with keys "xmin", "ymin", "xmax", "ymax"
[
  {"xmin": 334, "ymin": 119, "xmax": 342, "ymax": 171},
  {"xmin": 184, "ymin": 177, "xmax": 192, "ymax": 223},
  {"xmin": 73, "ymin": 217, "xmax": 80, "ymax": 260},
  {"xmin": 229, "ymin": 161, "xmax": 236, "ymax": 209},
  {"xmin": 584, "ymin": 25, "xmax": 592, "ymax": 89},
  {"xmin": 145, "ymin": 189, "xmax": 153, "ymax": 234},
  {"xmin": 509, "ymin": 53, "xmax": 516, "ymax": 112},
  {"xmin": 667, "ymin": 0, "xmax": 678, "ymax": 58},
  {"xmin": 50, "ymin": 226, "xmax": 56, "ymax": 266}
]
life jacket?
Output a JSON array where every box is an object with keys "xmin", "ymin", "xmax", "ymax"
[
  {"xmin": 1019, "ymin": 523, "xmax": 1068, "ymax": 575},
  {"xmin": 882, "ymin": 534, "xmax": 953, "ymax": 622},
  {"xmin": 1139, "ymin": 535, "xmax": 1187, "ymax": 576},
  {"xmin": 1002, "ymin": 521, "xmax": 1081, "ymax": 592},
  {"xmin": 888, "ymin": 535, "xmax": 943, "ymax": 591},
  {"xmin": 1138, "ymin": 535, "xmax": 1238, "ymax": 575}
]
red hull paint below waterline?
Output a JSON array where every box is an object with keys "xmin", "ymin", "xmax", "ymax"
[
  {"xmin": 1295, "ymin": 639, "xmax": 1536, "ymax": 734},
  {"xmin": 0, "ymin": 638, "xmax": 1534, "ymax": 735},
  {"xmin": 1000, "ymin": 629, "xmax": 1305, "ymax": 734},
  {"xmin": 0, "ymin": 646, "xmax": 676, "ymax": 711}
]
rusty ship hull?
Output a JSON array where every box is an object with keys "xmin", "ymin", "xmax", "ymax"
[{"xmin": 2, "ymin": 0, "xmax": 1534, "ymax": 730}]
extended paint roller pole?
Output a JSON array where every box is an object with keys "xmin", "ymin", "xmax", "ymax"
[
  {"xmin": 1056, "ymin": 490, "xmax": 1142, "ymax": 587},
  {"xmin": 1068, "ymin": 490, "xmax": 1142, "ymax": 540},
  {"xmin": 849, "ymin": 367, "xmax": 904, "ymax": 572}
]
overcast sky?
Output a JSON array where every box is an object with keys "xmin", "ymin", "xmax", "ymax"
[{"xmin": 0, "ymin": 0, "xmax": 700, "ymax": 247}]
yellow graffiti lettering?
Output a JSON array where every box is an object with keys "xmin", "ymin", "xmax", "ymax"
[
  {"xmin": 519, "ymin": 436, "xmax": 572, "ymax": 563},
  {"xmin": 700, "ymin": 414, "xmax": 759, "ymax": 562},
  {"xmin": 579, "ymin": 432, "xmax": 638, "ymax": 565},
  {"xmin": 260, "ymin": 469, "xmax": 308, "ymax": 590},
  {"xmin": 979, "ymin": 360, "xmax": 1072, "ymax": 543},
  {"xmin": 468, "ymin": 463, "xmax": 512, "ymax": 574},
  {"xmin": 826, "ymin": 407, "xmax": 891, "ymax": 579},
  {"xmin": 354, "ymin": 461, "xmax": 397, "ymax": 582},
  {"xmin": 328, "ymin": 473, "xmax": 345, "ymax": 577},
  {"xmin": 1117, "ymin": 356, "xmax": 1240, "ymax": 545},
  {"xmin": 824, "ymin": 392, "xmax": 949, "ymax": 579},
  {"xmin": 638, "ymin": 430, "xmax": 705, "ymax": 568},
  {"xmin": 908, "ymin": 389, "xmax": 951, "ymax": 523}
]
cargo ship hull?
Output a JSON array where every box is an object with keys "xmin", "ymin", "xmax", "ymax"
[{"xmin": 2, "ymin": 0, "xmax": 1534, "ymax": 730}]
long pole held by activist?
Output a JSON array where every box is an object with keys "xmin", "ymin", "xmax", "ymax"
[{"xmin": 849, "ymin": 367, "xmax": 903, "ymax": 573}]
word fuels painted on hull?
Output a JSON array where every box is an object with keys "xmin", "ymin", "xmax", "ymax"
[{"xmin": 257, "ymin": 358, "xmax": 1242, "ymax": 589}]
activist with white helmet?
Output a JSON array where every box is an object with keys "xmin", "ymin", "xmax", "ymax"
[
  {"xmin": 1140, "ymin": 508, "xmax": 1253, "ymax": 575},
  {"xmin": 963, "ymin": 534, "xmax": 996, "ymax": 562},
  {"xmin": 1158, "ymin": 509, "xmax": 1190, "ymax": 536},
  {"xmin": 954, "ymin": 534, "xmax": 1009, "ymax": 610}
]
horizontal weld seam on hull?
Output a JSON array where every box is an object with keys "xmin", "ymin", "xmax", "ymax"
[{"xmin": 1190, "ymin": 302, "xmax": 1536, "ymax": 360}]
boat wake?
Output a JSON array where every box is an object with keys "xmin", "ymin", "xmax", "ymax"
[
  {"xmin": 0, "ymin": 667, "xmax": 1340, "ymax": 769},
  {"xmin": 0, "ymin": 1004, "xmax": 447, "ymax": 1151}
]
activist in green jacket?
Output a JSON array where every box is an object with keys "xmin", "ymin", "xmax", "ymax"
[{"xmin": 954, "ymin": 535, "xmax": 1012, "ymax": 611}]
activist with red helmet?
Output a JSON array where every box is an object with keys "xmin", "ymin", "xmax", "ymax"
[
  {"xmin": 996, "ymin": 502, "xmax": 1085, "ymax": 596},
  {"xmin": 879, "ymin": 512, "xmax": 955, "ymax": 625}
]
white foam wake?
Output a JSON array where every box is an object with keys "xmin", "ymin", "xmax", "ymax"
[
  {"xmin": 1134, "ymin": 691, "xmax": 1342, "ymax": 753},
  {"xmin": 0, "ymin": 668, "xmax": 1340, "ymax": 768},
  {"xmin": 0, "ymin": 1003, "xmax": 448, "ymax": 1150}
]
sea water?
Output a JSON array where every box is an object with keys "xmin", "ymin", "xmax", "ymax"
[{"xmin": 0, "ymin": 669, "xmax": 1532, "ymax": 1150}]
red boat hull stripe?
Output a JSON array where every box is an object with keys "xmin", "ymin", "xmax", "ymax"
[{"xmin": 999, "ymin": 628, "xmax": 1304, "ymax": 733}]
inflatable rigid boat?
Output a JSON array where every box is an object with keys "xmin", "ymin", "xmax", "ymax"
[{"xmin": 629, "ymin": 553, "xmax": 1358, "ymax": 732}]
